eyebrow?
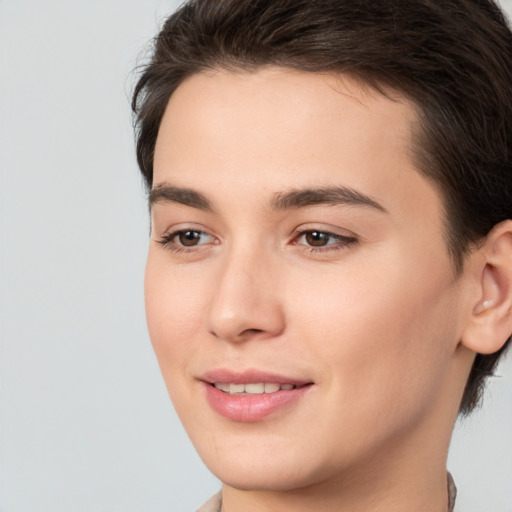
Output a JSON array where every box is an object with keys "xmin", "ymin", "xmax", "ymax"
[
  {"xmin": 149, "ymin": 183, "xmax": 387, "ymax": 214},
  {"xmin": 149, "ymin": 184, "xmax": 214, "ymax": 212},
  {"xmin": 270, "ymin": 186, "xmax": 387, "ymax": 213}
]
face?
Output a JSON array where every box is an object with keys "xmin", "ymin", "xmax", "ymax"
[{"xmin": 146, "ymin": 68, "xmax": 471, "ymax": 492}]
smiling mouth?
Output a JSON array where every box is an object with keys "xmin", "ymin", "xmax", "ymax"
[
  {"xmin": 204, "ymin": 377, "xmax": 314, "ymax": 421},
  {"xmin": 213, "ymin": 382, "xmax": 302, "ymax": 395}
]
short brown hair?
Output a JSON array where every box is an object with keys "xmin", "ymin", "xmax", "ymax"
[{"xmin": 132, "ymin": 0, "xmax": 512, "ymax": 414}]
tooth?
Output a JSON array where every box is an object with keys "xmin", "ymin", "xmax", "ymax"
[
  {"xmin": 264, "ymin": 383, "xmax": 280, "ymax": 393},
  {"xmin": 216, "ymin": 382, "xmax": 297, "ymax": 394},
  {"xmin": 245, "ymin": 383, "xmax": 265, "ymax": 394},
  {"xmin": 229, "ymin": 383, "xmax": 245, "ymax": 394}
]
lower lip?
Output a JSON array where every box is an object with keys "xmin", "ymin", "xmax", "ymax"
[{"xmin": 203, "ymin": 383, "xmax": 312, "ymax": 422}]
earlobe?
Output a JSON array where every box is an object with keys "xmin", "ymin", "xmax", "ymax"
[{"xmin": 462, "ymin": 220, "xmax": 512, "ymax": 355}]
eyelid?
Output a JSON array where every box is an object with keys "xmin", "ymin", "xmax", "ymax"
[
  {"xmin": 156, "ymin": 225, "xmax": 219, "ymax": 253},
  {"xmin": 154, "ymin": 222, "xmax": 357, "ymax": 255},
  {"xmin": 291, "ymin": 226, "xmax": 358, "ymax": 252}
]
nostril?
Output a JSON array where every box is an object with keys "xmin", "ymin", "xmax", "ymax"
[
  {"xmin": 242, "ymin": 328, "xmax": 264, "ymax": 336},
  {"xmin": 232, "ymin": 328, "xmax": 266, "ymax": 341},
  {"xmin": 209, "ymin": 327, "xmax": 263, "ymax": 340}
]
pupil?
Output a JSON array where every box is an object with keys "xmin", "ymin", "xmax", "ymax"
[
  {"xmin": 179, "ymin": 231, "xmax": 200, "ymax": 246},
  {"xmin": 306, "ymin": 231, "xmax": 328, "ymax": 246}
]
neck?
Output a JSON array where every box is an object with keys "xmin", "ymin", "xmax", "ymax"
[{"xmin": 222, "ymin": 457, "xmax": 451, "ymax": 512}]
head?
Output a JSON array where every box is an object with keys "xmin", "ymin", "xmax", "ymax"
[
  {"xmin": 133, "ymin": 0, "xmax": 512, "ymax": 416},
  {"xmin": 133, "ymin": 2, "xmax": 512, "ymax": 501}
]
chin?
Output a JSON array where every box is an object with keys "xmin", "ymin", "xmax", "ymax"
[
  {"xmin": 196, "ymin": 437, "xmax": 337, "ymax": 493},
  {"xmin": 211, "ymin": 462, "xmax": 322, "ymax": 492}
]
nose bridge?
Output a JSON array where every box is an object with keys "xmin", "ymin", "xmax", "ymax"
[{"xmin": 207, "ymin": 239, "xmax": 284, "ymax": 342}]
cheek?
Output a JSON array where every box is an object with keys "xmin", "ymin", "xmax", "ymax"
[
  {"xmin": 144, "ymin": 253, "xmax": 207, "ymax": 374},
  {"xmin": 288, "ymin": 255, "xmax": 458, "ymax": 421}
]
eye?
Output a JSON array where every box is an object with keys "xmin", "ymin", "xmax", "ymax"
[
  {"xmin": 300, "ymin": 231, "xmax": 335, "ymax": 247},
  {"xmin": 157, "ymin": 229, "xmax": 217, "ymax": 251},
  {"xmin": 293, "ymin": 229, "xmax": 357, "ymax": 251},
  {"xmin": 175, "ymin": 230, "xmax": 210, "ymax": 247}
]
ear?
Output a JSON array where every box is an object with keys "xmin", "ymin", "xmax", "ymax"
[{"xmin": 461, "ymin": 220, "xmax": 512, "ymax": 355}]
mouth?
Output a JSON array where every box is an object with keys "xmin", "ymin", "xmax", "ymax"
[{"xmin": 200, "ymin": 370, "xmax": 314, "ymax": 422}]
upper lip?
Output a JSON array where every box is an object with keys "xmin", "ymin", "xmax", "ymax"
[{"xmin": 200, "ymin": 368, "xmax": 312, "ymax": 386}]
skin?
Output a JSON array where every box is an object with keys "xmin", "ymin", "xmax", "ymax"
[{"xmin": 145, "ymin": 68, "xmax": 510, "ymax": 511}]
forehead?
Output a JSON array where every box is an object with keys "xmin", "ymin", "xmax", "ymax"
[
  {"xmin": 153, "ymin": 67, "xmax": 440, "ymax": 222},
  {"xmin": 155, "ymin": 68, "xmax": 416, "ymax": 159}
]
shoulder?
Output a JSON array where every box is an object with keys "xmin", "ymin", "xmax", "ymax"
[{"xmin": 196, "ymin": 491, "xmax": 222, "ymax": 512}]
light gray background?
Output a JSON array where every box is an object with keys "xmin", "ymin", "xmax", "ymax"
[{"xmin": 0, "ymin": 1, "xmax": 511, "ymax": 511}]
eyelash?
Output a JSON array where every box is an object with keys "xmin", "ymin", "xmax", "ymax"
[
  {"xmin": 157, "ymin": 229, "xmax": 216, "ymax": 253},
  {"xmin": 156, "ymin": 229, "xmax": 357, "ymax": 254},
  {"xmin": 292, "ymin": 229, "xmax": 357, "ymax": 253}
]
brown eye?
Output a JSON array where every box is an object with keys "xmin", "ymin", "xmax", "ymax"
[
  {"xmin": 157, "ymin": 228, "xmax": 217, "ymax": 252},
  {"xmin": 294, "ymin": 229, "xmax": 357, "ymax": 252},
  {"xmin": 178, "ymin": 230, "xmax": 203, "ymax": 246},
  {"xmin": 304, "ymin": 231, "xmax": 330, "ymax": 247}
]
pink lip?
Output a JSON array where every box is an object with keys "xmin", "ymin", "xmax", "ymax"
[{"xmin": 200, "ymin": 369, "xmax": 313, "ymax": 422}]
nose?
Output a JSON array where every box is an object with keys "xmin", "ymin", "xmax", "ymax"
[{"xmin": 207, "ymin": 247, "xmax": 285, "ymax": 343}]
